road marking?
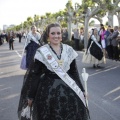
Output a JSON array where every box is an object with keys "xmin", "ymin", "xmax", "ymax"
[
  {"xmin": 104, "ymin": 87, "xmax": 120, "ymax": 97},
  {"xmin": 0, "ymin": 87, "xmax": 12, "ymax": 92},
  {"xmin": 1, "ymin": 93, "xmax": 20, "ymax": 100},
  {"xmin": 15, "ymin": 50, "xmax": 22, "ymax": 58},
  {"xmin": 113, "ymin": 96, "xmax": 120, "ymax": 101},
  {"xmin": 89, "ymin": 65, "xmax": 120, "ymax": 76}
]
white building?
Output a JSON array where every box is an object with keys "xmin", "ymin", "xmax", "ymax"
[{"xmin": 3, "ymin": 25, "xmax": 8, "ymax": 30}]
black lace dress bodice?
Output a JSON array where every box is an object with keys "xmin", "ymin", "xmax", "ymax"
[
  {"xmin": 25, "ymin": 41, "xmax": 40, "ymax": 69},
  {"xmin": 18, "ymin": 59, "xmax": 89, "ymax": 120}
]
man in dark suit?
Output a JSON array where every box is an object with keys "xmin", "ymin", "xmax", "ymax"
[
  {"xmin": 73, "ymin": 29, "xmax": 80, "ymax": 50},
  {"xmin": 111, "ymin": 26, "xmax": 119, "ymax": 61}
]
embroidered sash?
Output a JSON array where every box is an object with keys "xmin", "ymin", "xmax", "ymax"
[
  {"xmin": 30, "ymin": 33, "xmax": 40, "ymax": 45},
  {"xmin": 25, "ymin": 32, "xmax": 40, "ymax": 48},
  {"xmin": 39, "ymin": 46, "xmax": 86, "ymax": 107}
]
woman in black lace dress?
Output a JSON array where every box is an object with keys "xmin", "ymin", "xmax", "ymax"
[{"xmin": 18, "ymin": 23, "xmax": 89, "ymax": 120}]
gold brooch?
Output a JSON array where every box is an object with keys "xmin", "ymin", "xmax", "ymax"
[{"xmin": 58, "ymin": 60, "xmax": 63, "ymax": 65}]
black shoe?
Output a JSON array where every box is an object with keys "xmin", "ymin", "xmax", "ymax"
[{"xmin": 93, "ymin": 64, "xmax": 96, "ymax": 68}]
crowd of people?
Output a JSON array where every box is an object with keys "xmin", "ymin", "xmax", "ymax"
[
  {"xmin": 0, "ymin": 31, "xmax": 27, "ymax": 50},
  {"xmin": 0, "ymin": 31, "xmax": 8, "ymax": 45},
  {"xmin": 71, "ymin": 24, "xmax": 120, "ymax": 68}
]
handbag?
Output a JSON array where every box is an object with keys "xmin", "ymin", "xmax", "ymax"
[
  {"xmin": 20, "ymin": 54, "xmax": 27, "ymax": 70},
  {"xmin": 9, "ymin": 38, "xmax": 14, "ymax": 43},
  {"xmin": 90, "ymin": 42, "xmax": 103, "ymax": 60},
  {"xmin": 82, "ymin": 51, "xmax": 92, "ymax": 63}
]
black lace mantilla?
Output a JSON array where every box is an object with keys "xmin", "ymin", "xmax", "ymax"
[{"xmin": 18, "ymin": 59, "xmax": 89, "ymax": 120}]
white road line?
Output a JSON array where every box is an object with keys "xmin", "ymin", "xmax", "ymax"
[
  {"xmin": 0, "ymin": 87, "xmax": 12, "ymax": 92},
  {"xmin": 89, "ymin": 65, "xmax": 120, "ymax": 77},
  {"xmin": 15, "ymin": 50, "xmax": 22, "ymax": 58},
  {"xmin": 113, "ymin": 96, "xmax": 120, "ymax": 101},
  {"xmin": 104, "ymin": 87, "xmax": 120, "ymax": 97}
]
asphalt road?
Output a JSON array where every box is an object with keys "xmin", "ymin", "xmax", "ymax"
[{"xmin": 0, "ymin": 38, "xmax": 120, "ymax": 120}]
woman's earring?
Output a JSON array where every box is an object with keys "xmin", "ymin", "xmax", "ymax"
[{"xmin": 47, "ymin": 39, "xmax": 50, "ymax": 44}]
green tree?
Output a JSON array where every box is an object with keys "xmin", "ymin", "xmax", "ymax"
[
  {"xmin": 107, "ymin": 0, "xmax": 120, "ymax": 27},
  {"xmin": 89, "ymin": 20, "xmax": 95, "ymax": 26},
  {"xmin": 23, "ymin": 21, "xmax": 28, "ymax": 29},
  {"xmin": 75, "ymin": 0, "xmax": 108, "ymax": 48},
  {"xmin": 34, "ymin": 14, "xmax": 40, "ymax": 27},
  {"xmin": 27, "ymin": 17, "xmax": 34, "ymax": 27}
]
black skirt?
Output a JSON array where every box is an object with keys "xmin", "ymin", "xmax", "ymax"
[
  {"xmin": 18, "ymin": 60, "xmax": 89, "ymax": 120},
  {"xmin": 31, "ymin": 73, "xmax": 88, "ymax": 120}
]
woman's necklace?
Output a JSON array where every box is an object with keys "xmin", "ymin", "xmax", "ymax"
[
  {"xmin": 49, "ymin": 43, "xmax": 63, "ymax": 65},
  {"xmin": 49, "ymin": 43, "xmax": 63, "ymax": 59}
]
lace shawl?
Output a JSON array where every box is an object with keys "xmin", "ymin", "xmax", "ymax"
[{"xmin": 34, "ymin": 44, "xmax": 78, "ymax": 72}]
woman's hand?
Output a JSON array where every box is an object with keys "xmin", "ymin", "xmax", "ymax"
[
  {"xmin": 28, "ymin": 99, "xmax": 33, "ymax": 107},
  {"xmin": 83, "ymin": 92, "xmax": 88, "ymax": 99}
]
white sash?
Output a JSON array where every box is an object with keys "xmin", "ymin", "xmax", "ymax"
[
  {"xmin": 39, "ymin": 46, "xmax": 86, "ymax": 107},
  {"xmin": 30, "ymin": 34, "xmax": 40, "ymax": 45},
  {"xmin": 25, "ymin": 33, "xmax": 40, "ymax": 49}
]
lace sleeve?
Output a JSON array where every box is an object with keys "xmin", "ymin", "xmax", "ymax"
[
  {"xmin": 26, "ymin": 59, "xmax": 44, "ymax": 99},
  {"xmin": 68, "ymin": 59, "xmax": 85, "ymax": 92}
]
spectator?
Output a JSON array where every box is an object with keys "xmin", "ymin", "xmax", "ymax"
[
  {"xmin": 9, "ymin": 31, "xmax": 15, "ymax": 50},
  {"xmin": 18, "ymin": 32, "xmax": 22, "ymax": 43},
  {"xmin": 73, "ymin": 28, "xmax": 80, "ymax": 50},
  {"xmin": 106, "ymin": 28, "xmax": 114, "ymax": 59},
  {"xmin": 80, "ymin": 27, "xmax": 84, "ymax": 44},
  {"xmin": 111, "ymin": 26, "xmax": 119, "ymax": 61},
  {"xmin": 62, "ymin": 29, "xmax": 68, "ymax": 41},
  {"xmin": 99, "ymin": 25, "xmax": 106, "ymax": 63},
  {"xmin": 104, "ymin": 25, "xmax": 111, "ymax": 46},
  {"xmin": 0, "ymin": 33, "xmax": 3, "ymax": 45}
]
